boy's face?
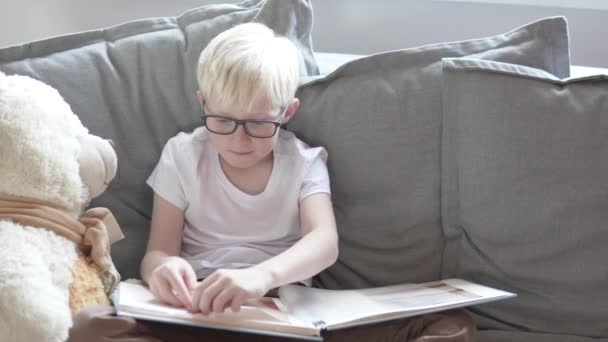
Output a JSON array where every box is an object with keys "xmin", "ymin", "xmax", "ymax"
[{"xmin": 198, "ymin": 92, "xmax": 298, "ymax": 170}]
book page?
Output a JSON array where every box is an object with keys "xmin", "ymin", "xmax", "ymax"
[
  {"xmin": 115, "ymin": 282, "xmax": 319, "ymax": 337},
  {"xmin": 277, "ymin": 286, "xmax": 389, "ymax": 328},
  {"xmin": 278, "ymin": 278, "xmax": 515, "ymax": 329}
]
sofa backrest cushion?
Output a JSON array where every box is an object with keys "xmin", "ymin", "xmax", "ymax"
[
  {"xmin": 441, "ymin": 57, "xmax": 608, "ymax": 337},
  {"xmin": 288, "ymin": 17, "xmax": 570, "ymax": 289},
  {"xmin": 0, "ymin": 0, "xmax": 319, "ymax": 279}
]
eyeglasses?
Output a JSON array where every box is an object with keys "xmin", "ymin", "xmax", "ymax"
[{"xmin": 201, "ymin": 102, "xmax": 287, "ymax": 139}]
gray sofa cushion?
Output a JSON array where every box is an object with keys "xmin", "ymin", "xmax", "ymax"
[
  {"xmin": 288, "ymin": 16, "xmax": 570, "ymax": 289},
  {"xmin": 441, "ymin": 58, "xmax": 608, "ymax": 338},
  {"xmin": 0, "ymin": 0, "xmax": 319, "ymax": 279},
  {"xmin": 314, "ymin": 52, "xmax": 608, "ymax": 78}
]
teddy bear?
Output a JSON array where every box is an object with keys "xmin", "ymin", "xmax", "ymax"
[{"xmin": 0, "ymin": 71, "xmax": 123, "ymax": 342}]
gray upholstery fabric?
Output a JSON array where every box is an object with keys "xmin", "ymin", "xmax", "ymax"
[
  {"xmin": 288, "ymin": 17, "xmax": 570, "ymax": 289},
  {"xmin": 0, "ymin": 0, "xmax": 319, "ymax": 279},
  {"xmin": 441, "ymin": 58, "xmax": 608, "ymax": 338}
]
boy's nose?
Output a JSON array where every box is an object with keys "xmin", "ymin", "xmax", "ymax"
[{"xmin": 232, "ymin": 124, "xmax": 252, "ymax": 143}]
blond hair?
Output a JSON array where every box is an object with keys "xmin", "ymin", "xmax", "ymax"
[{"xmin": 197, "ymin": 22, "xmax": 299, "ymax": 112}]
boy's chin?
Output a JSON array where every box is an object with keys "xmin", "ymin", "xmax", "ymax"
[{"xmin": 221, "ymin": 153, "xmax": 260, "ymax": 170}]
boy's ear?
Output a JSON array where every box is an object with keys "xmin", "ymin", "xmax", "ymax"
[
  {"xmin": 196, "ymin": 90, "xmax": 203, "ymax": 106},
  {"xmin": 282, "ymin": 98, "xmax": 300, "ymax": 124}
]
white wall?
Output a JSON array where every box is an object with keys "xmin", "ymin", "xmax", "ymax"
[
  {"xmin": 0, "ymin": 0, "xmax": 223, "ymax": 46},
  {"xmin": 312, "ymin": 0, "xmax": 608, "ymax": 67},
  {"xmin": 1, "ymin": 0, "xmax": 606, "ymax": 67}
]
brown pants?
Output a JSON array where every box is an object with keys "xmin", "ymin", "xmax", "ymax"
[{"xmin": 68, "ymin": 305, "xmax": 475, "ymax": 342}]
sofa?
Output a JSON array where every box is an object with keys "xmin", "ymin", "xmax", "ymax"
[
  {"xmin": 1, "ymin": 0, "xmax": 606, "ymax": 341},
  {"xmin": 309, "ymin": 54, "xmax": 608, "ymax": 342}
]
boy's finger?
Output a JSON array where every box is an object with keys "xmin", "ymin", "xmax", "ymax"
[
  {"xmin": 190, "ymin": 286, "xmax": 203, "ymax": 313},
  {"xmin": 156, "ymin": 279, "xmax": 183, "ymax": 307},
  {"xmin": 166, "ymin": 270, "xmax": 192, "ymax": 310},
  {"xmin": 181, "ymin": 266, "xmax": 198, "ymax": 292},
  {"xmin": 230, "ymin": 293, "xmax": 246, "ymax": 313},
  {"xmin": 198, "ymin": 279, "xmax": 224, "ymax": 314},
  {"xmin": 198, "ymin": 271, "xmax": 218, "ymax": 290},
  {"xmin": 211, "ymin": 288, "xmax": 233, "ymax": 313}
]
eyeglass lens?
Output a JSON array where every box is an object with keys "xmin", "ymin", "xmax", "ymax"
[{"xmin": 206, "ymin": 117, "xmax": 278, "ymax": 138}]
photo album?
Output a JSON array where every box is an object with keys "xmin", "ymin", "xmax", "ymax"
[{"xmin": 114, "ymin": 278, "xmax": 515, "ymax": 340}]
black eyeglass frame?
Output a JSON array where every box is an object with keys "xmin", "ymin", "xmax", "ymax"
[{"xmin": 200, "ymin": 102, "xmax": 288, "ymax": 138}]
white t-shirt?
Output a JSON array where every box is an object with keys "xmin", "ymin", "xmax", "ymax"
[{"xmin": 146, "ymin": 127, "xmax": 330, "ymax": 282}]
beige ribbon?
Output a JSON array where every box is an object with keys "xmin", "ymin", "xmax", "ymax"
[{"xmin": 0, "ymin": 195, "xmax": 122, "ymax": 294}]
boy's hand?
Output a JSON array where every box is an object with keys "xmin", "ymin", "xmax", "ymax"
[
  {"xmin": 190, "ymin": 268, "xmax": 273, "ymax": 314},
  {"xmin": 148, "ymin": 257, "xmax": 197, "ymax": 311}
]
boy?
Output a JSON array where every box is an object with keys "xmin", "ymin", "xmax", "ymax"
[{"xmin": 141, "ymin": 22, "xmax": 339, "ymax": 314}]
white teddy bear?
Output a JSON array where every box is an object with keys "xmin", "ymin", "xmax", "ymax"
[{"xmin": 0, "ymin": 72, "xmax": 123, "ymax": 342}]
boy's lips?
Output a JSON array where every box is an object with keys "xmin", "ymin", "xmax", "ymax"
[{"xmin": 231, "ymin": 150, "xmax": 253, "ymax": 156}]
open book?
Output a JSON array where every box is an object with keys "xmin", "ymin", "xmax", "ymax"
[{"xmin": 114, "ymin": 278, "xmax": 515, "ymax": 341}]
